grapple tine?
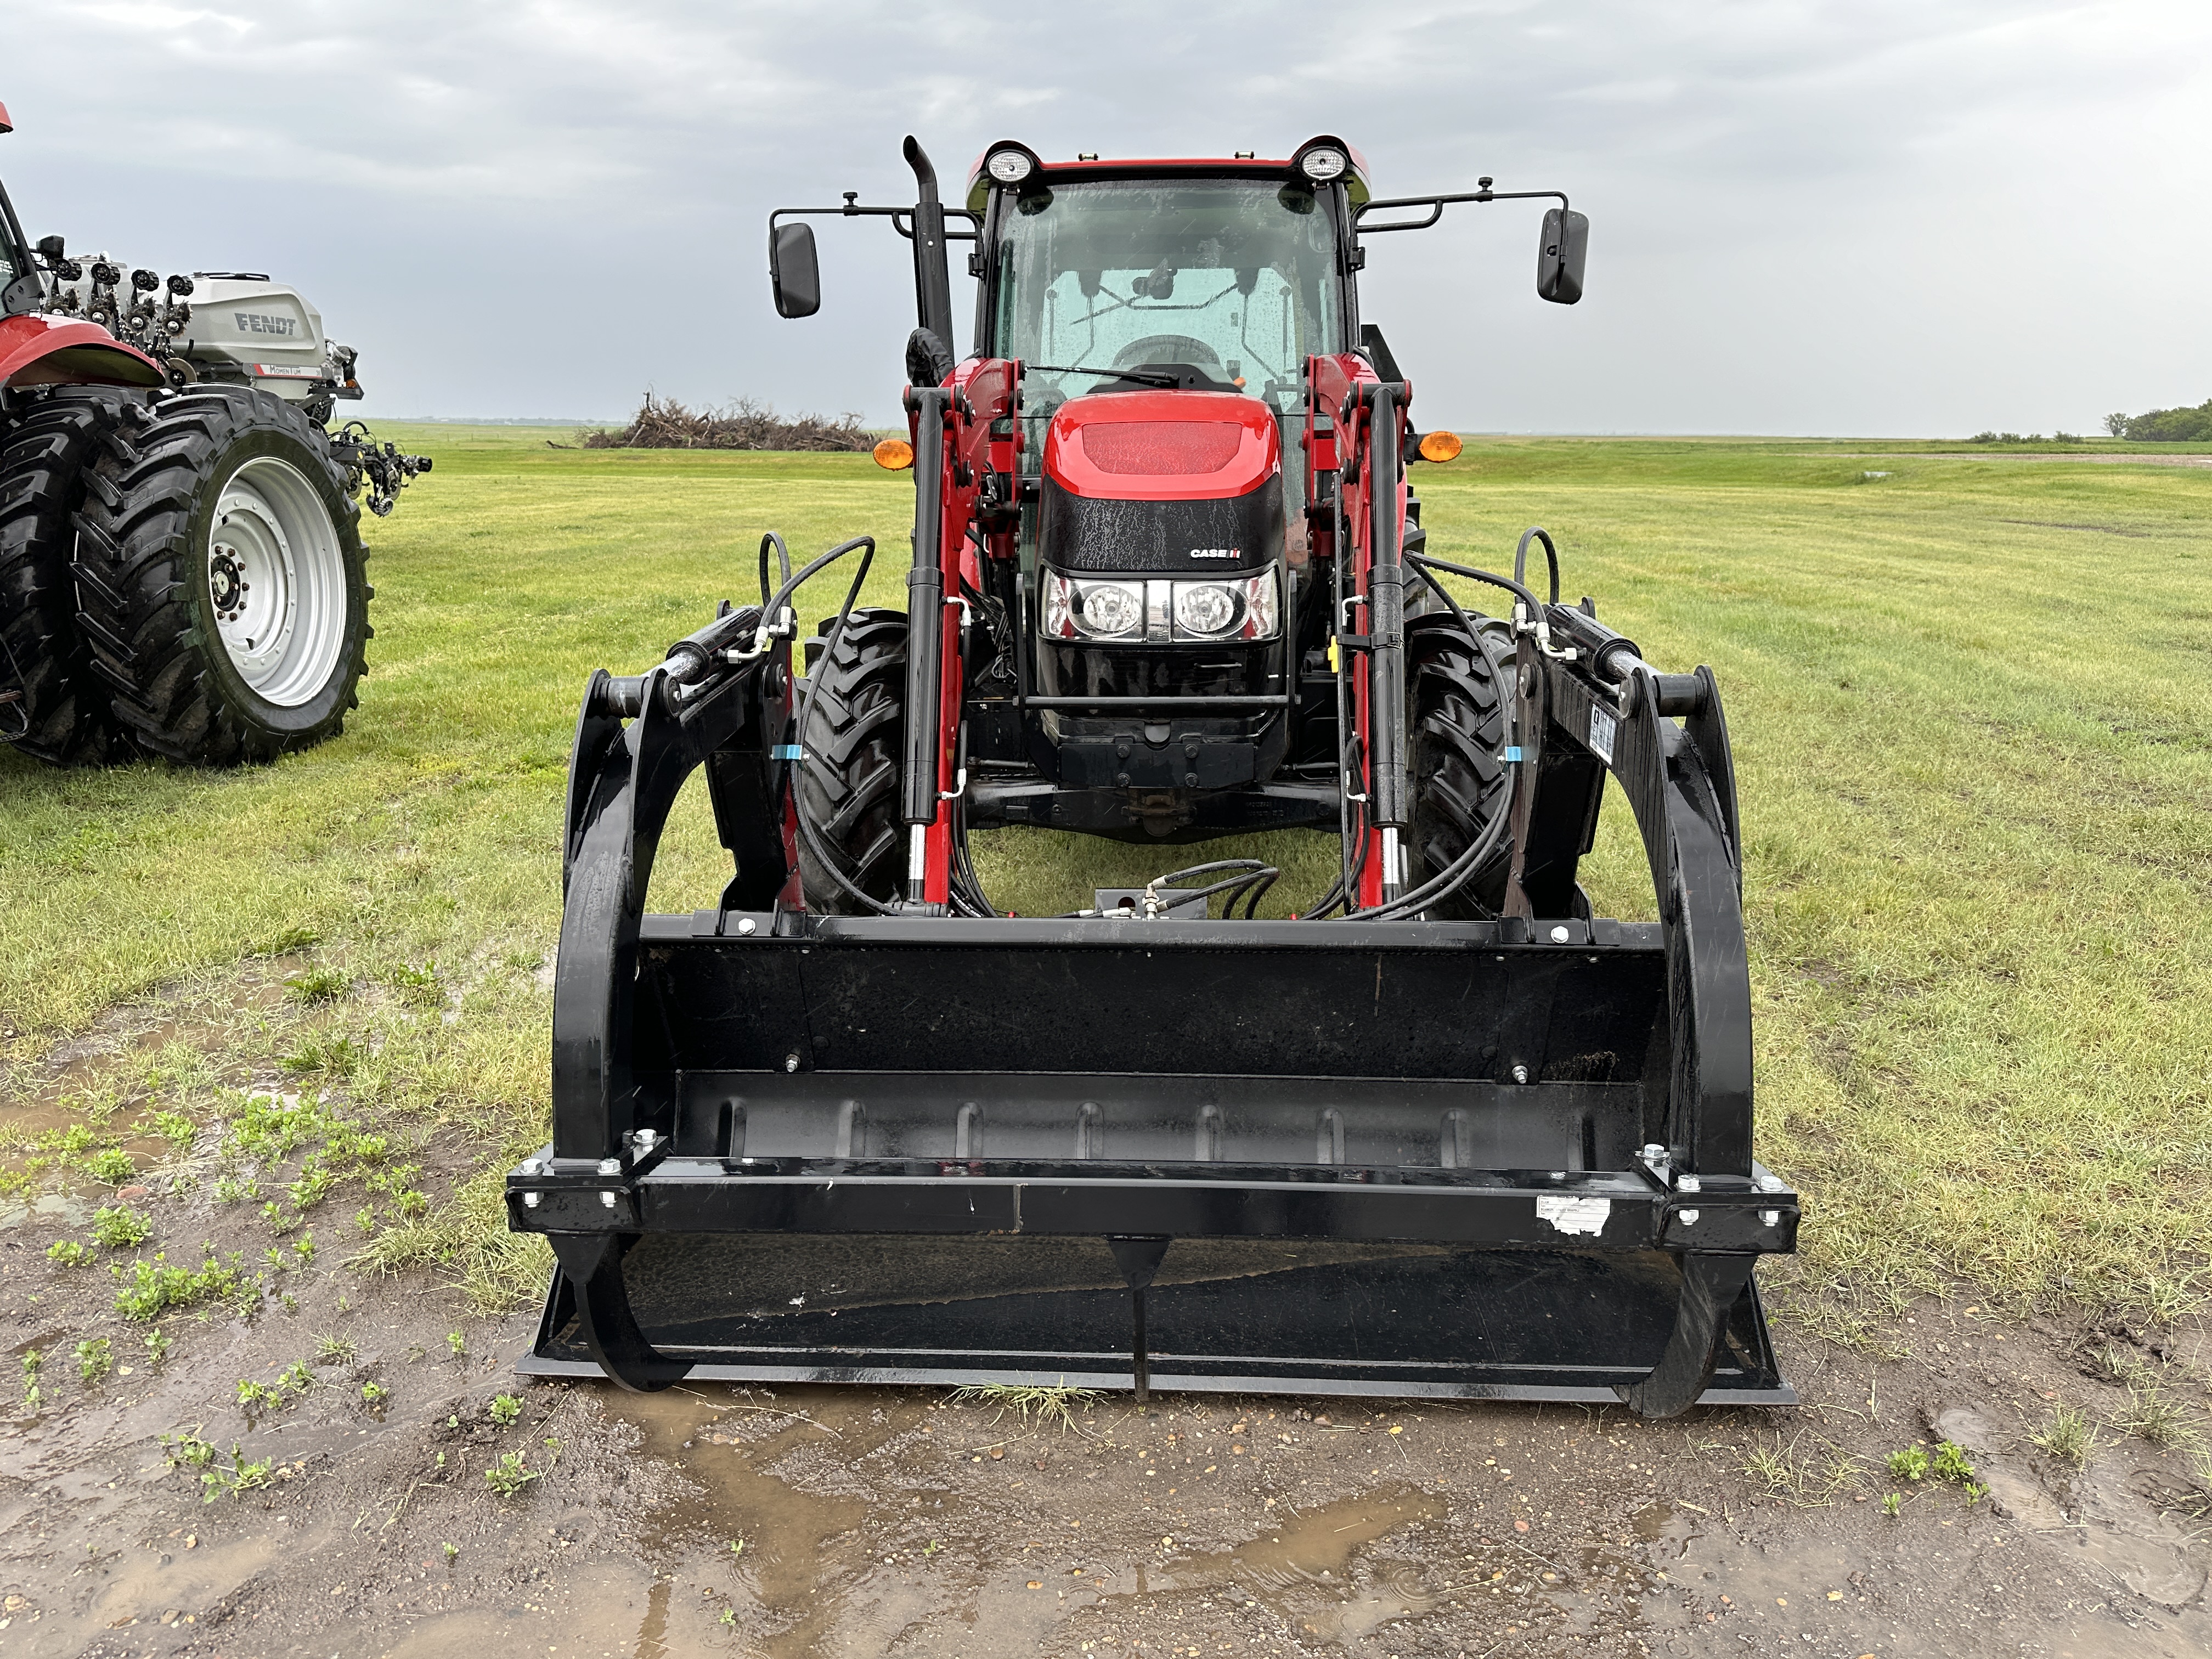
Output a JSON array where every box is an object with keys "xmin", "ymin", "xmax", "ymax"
[
  {"xmin": 1614, "ymin": 1253, "xmax": 1756, "ymax": 1419},
  {"xmin": 546, "ymin": 1234, "xmax": 691, "ymax": 1394}
]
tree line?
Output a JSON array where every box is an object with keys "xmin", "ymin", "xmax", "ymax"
[{"xmin": 2102, "ymin": 399, "xmax": 2212, "ymax": 442}]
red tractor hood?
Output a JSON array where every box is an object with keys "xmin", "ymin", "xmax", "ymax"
[
  {"xmin": 1041, "ymin": 391, "xmax": 1279, "ymax": 503},
  {"xmin": 0, "ymin": 312, "xmax": 167, "ymax": 391}
]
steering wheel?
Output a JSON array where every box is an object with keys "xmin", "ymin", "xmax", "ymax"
[{"xmin": 1113, "ymin": 335, "xmax": 1224, "ymax": 372}]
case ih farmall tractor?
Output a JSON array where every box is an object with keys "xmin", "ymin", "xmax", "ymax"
[
  {"xmin": 0, "ymin": 99, "xmax": 426, "ymax": 766},
  {"xmin": 506, "ymin": 136, "xmax": 1798, "ymax": 1418}
]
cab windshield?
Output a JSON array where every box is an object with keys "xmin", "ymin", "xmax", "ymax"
[{"xmin": 991, "ymin": 178, "xmax": 1343, "ymax": 415}]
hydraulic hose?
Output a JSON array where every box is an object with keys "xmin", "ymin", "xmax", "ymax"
[
  {"xmin": 778, "ymin": 537, "xmax": 906, "ymax": 918},
  {"xmin": 1514, "ymin": 526, "xmax": 1561, "ymax": 605},
  {"xmin": 757, "ymin": 530, "xmax": 793, "ymax": 609}
]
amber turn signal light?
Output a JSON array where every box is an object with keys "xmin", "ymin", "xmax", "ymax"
[
  {"xmin": 873, "ymin": 438, "xmax": 915, "ymax": 471},
  {"xmin": 1417, "ymin": 430, "xmax": 1464, "ymax": 464}
]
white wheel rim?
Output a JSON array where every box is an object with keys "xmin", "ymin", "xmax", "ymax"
[{"xmin": 205, "ymin": 456, "xmax": 346, "ymax": 708}]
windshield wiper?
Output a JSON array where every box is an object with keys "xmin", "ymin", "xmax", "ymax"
[{"xmin": 1027, "ymin": 362, "xmax": 1182, "ymax": 388}]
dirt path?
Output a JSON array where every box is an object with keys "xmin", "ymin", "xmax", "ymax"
[{"xmin": 4, "ymin": 1167, "xmax": 2208, "ymax": 1659}]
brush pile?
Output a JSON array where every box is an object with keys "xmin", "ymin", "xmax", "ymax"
[{"xmin": 582, "ymin": 393, "xmax": 877, "ymax": 452}]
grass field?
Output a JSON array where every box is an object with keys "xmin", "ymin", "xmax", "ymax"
[{"xmin": 2, "ymin": 426, "xmax": 2207, "ymax": 1338}]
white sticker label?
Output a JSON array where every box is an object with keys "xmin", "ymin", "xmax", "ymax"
[
  {"xmin": 1534, "ymin": 1194, "xmax": 1612, "ymax": 1237},
  {"xmin": 1588, "ymin": 705, "xmax": 1617, "ymax": 764},
  {"xmin": 253, "ymin": 363, "xmax": 321, "ymax": 379}
]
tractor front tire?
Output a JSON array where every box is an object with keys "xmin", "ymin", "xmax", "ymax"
[
  {"xmin": 0, "ymin": 388, "xmax": 144, "ymax": 764},
  {"xmin": 72, "ymin": 386, "xmax": 370, "ymax": 765},
  {"xmin": 795, "ymin": 607, "xmax": 907, "ymax": 913},
  {"xmin": 1407, "ymin": 610, "xmax": 1515, "ymax": 917}
]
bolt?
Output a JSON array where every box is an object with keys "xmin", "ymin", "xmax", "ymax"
[
  {"xmin": 522, "ymin": 1191, "xmax": 540, "ymax": 1209},
  {"xmin": 596, "ymin": 1157, "xmax": 621, "ymax": 1176},
  {"xmin": 736, "ymin": 917, "xmax": 757, "ymax": 936},
  {"xmin": 1510, "ymin": 1064, "xmax": 1530, "ymax": 1085},
  {"xmin": 1760, "ymin": 1209, "xmax": 1781, "ymax": 1228},
  {"xmin": 1641, "ymin": 1143, "xmax": 1666, "ymax": 1161},
  {"xmin": 1757, "ymin": 1173, "xmax": 1786, "ymax": 1194},
  {"xmin": 630, "ymin": 1129, "xmax": 658, "ymax": 1153},
  {"xmin": 1548, "ymin": 925, "xmax": 1570, "ymax": 944},
  {"xmin": 1678, "ymin": 1209, "xmax": 1700, "ymax": 1226},
  {"xmin": 1184, "ymin": 772, "xmax": 1199, "ymax": 787},
  {"xmin": 1116, "ymin": 772, "xmax": 1130, "ymax": 787},
  {"xmin": 1676, "ymin": 1174, "xmax": 1701, "ymax": 1193},
  {"xmin": 600, "ymin": 1191, "xmax": 618, "ymax": 1209},
  {"xmin": 785, "ymin": 1053, "xmax": 800, "ymax": 1073}
]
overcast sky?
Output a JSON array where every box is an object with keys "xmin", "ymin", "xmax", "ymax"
[{"xmin": 5, "ymin": 1, "xmax": 2208, "ymax": 433}]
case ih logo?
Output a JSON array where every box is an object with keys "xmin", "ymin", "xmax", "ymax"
[
  {"xmin": 1188, "ymin": 547, "xmax": 1239, "ymax": 560},
  {"xmin": 233, "ymin": 312, "xmax": 298, "ymax": 336}
]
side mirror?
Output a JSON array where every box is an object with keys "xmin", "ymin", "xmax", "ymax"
[
  {"xmin": 770, "ymin": 222, "xmax": 821, "ymax": 319},
  {"xmin": 1536, "ymin": 208, "xmax": 1588, "ymax": 305},
  {"xmin": 35, "ymin": 234, "xmax": 64, "ymax": 263}
]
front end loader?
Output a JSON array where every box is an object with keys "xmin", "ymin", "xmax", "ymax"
[{"xmin": 507, "ymin": 136, "xmax": 1797, "ymax": 1416}]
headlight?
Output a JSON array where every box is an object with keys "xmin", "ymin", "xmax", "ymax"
[
  {"xmin": 1044, "ymin": 569, "xmax": 1280, "ymax": 642},
  {"xmin": 1173, "ymin": 583, "xmax": 1237, "ymax": 636},
  {"xmin": 1044, "ymin": 572, "xmax": 1144, "ymax": 640},
  {"xmin": 986, "ymin": 148, "xmax": 1035, "ymax": 184},
  {"xmin": 1080, "ymin": 583, "xmax": 1142, "ymax": 636},
  {"xmin": 1299, "ymin": 146, "xmax": 1347, "ymax": 183}
]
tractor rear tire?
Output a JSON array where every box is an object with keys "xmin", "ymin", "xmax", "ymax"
[
  {"xmin": 1407, "ymin": 610, "xmax": 1515, "ymax": 917},
  {"xmin": 0, "ymin": 388, "xmax": 144, "ymax": 764},
  {"xmin": 795, "ymin": 607, "xmax": 907, "ymax": 913},
  {"xmin": 71, "ymin": 386, "xmax": 370, "ymax": 766}
]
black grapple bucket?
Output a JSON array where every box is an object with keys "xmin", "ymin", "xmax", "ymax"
[{"xmin": 510, "ymin": 633, "xmax": 1798, "ymax": 1417}]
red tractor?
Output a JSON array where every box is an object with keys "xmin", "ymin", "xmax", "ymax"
[
  {"xmin": 509, "ymin": 137, "xmax": 1796, "ymax": 1418},
  {"xmin": 0, "ymin": 99, "xmax": 425, "ymax": 766}
]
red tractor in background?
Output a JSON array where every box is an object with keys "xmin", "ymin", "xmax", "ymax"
[
  {"xmin": 507, "ymin": 136, "xmax": 1796, "ymax": 1420},
  {"xmin": 0, "ymin": 99, "xmax": 425, "ymax": 767}
]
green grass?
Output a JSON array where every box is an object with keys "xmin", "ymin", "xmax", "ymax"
[
  {"xmin": 2, "ymin": 426, "xmax": 2208, "ymax": 1329},
  {"xmin": 947, "ymin": 1380, "xmax": 1105, "ymax": 1432}
]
